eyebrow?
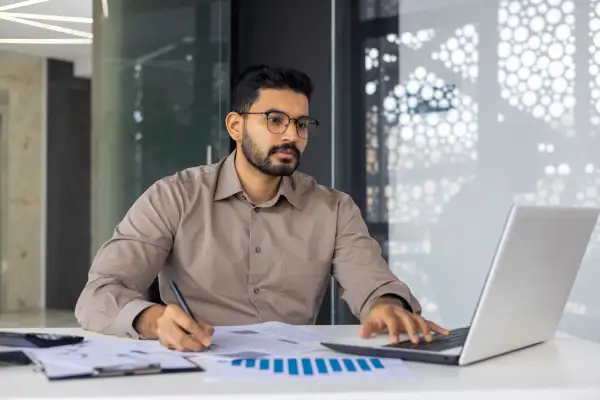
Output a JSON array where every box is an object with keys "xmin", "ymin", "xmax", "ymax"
[{"xmin": 264, "ymin": 108, "xmax": 314, "ymax": 120}]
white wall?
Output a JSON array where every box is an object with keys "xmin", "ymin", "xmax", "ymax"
[{"xmin": 0, "ymin": 50, "xmax": 45, "ymax": 312}]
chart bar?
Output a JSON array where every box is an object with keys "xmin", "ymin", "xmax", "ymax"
[
  {"xmin": 288, "ymin": 358, "xmax": 299, "ymax": 375},
  {"xmin": 301, "ymin": 358, "xmax": 313, "ymax": 375},
  {"xmin": 343, "ymin": 358, "xmax": 357, "ymax": 372},
  {"xmin": 357, "ymin": 359, "xmax": 371, "ymax": 371},
  {"xmin": 329, "ymin": 358, "xmax": 342, "ymax": 372},
  {"xmin": 315, "ymin": 358, "xmax": 328, "ymax": 374},
  {"xmin": 259, "ymin": 359, "xmax": 270, "ymax": 370},
  {"xmin": 273, "ymin": 358, "xmax": 284, "ymax": 373},
  {"xmin": 370, "ymin": 358, "xmax": 384, "ymax": 369}
]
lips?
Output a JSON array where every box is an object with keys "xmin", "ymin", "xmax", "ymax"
[
  {"xmin": 270, "ymin": 145, "xmax": 300, "ymax": 159},
  {"xmin": 275, "ymin": 150, "xmax": 296, "ymax": 158}
]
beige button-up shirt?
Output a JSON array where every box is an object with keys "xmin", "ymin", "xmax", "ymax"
[{"xmin": 75, "ymin": 150, "xmax": 421, "ymax": 338}]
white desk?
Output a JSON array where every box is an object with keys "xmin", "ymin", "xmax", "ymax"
[{"xmin": 2, "ymin": 325, "xmax": 600, "ymax": 400}]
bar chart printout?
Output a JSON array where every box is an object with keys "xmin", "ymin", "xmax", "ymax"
[{"xmin": 224, "ymin": 357, "xmax": 410, "ymax": 380}]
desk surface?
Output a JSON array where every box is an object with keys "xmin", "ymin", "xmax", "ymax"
[{"xmin": 2, "ymin": 325, "xmax": 600, "ymax": 400}]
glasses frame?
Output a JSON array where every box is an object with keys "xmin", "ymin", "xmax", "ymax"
[{"xmin": 239, "ymin": 110, "xmax": 320, "ymax": 139}]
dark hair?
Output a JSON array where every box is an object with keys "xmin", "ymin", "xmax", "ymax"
[{"xmin": 231, "ymin": 65, "xmax": 314, "ymax": 113}]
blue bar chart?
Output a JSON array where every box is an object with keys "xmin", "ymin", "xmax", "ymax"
[{"xmin": 229, "ymin": 357, "xmax": 386, "ymax": 377}]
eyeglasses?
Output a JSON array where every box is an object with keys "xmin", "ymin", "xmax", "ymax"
[{"xmin": 240, "ymin": 110, "xmax": 319, "ymax": 139}]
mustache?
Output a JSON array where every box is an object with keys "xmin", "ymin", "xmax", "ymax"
[{"xmin": 268, "ymin": 144, "xmax": 301, "ymax": 158}]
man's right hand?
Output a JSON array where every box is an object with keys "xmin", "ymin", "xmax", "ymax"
[{"xmin": 134, "ymin": 304, "xmax": 214, "ymax": 352}]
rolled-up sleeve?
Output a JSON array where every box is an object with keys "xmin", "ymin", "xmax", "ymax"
[
  {"xmin": 331, "ymin": 194, "xmax": 422, "ymax": 322},
  {"xmin": 75, "ymin": 180, "xmax": 181, "ymax": 338}
]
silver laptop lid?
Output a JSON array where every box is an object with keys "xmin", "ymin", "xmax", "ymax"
[{"xmin": 459, "ymin": 205, "xmax": 599, "ymax": 365}]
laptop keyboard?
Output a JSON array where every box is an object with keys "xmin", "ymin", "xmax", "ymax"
[{"xmin": 384, "ymin": 326, "xmax": 470, "ymax": 352}]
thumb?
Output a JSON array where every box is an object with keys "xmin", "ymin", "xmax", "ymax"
[{"xmin": 196, "ymin": 317, "xmax": 214, "ymax": 336}]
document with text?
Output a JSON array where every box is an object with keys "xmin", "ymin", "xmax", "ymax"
[{"xmin": 132, "ymin": 321, "xmax": 336, "ymax": 359}]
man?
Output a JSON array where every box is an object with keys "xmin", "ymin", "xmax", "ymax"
[{"xmin": 75, "ymin": 65, "xmax": 448, "ymax": 352}]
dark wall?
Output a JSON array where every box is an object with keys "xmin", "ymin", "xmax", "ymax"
[
  {"xmin": 46, "ymin": 59, "xmax": 91, "ymax": 310},
  {"xmin": 233, "ymin": 0, "xmax": 332, "ymax": 188},
  {"xmin": 233, "ymin": 0, "xmax": 334, "ymax": 324}
]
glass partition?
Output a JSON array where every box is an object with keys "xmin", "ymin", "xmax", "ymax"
[
  {"xmin": 92, "ymin": 0, "xmax": 231, "ymax": 250},
  {"xmin": 338, "ymin": 0, "xmax": 600, "ymax": 342}
]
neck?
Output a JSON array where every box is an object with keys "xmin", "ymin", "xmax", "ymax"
[{"xmin": 234, "ymin": 151, "xmax": 281, "ymax": 204}]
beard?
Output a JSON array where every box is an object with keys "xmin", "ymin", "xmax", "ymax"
[{"xmin": 241, "ymin": 128, "xmax": 301, "ymax": 177}]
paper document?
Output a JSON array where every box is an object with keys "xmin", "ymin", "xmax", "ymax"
[
  {"xmin": 15, "ymin": 323, "xmax": 412, "ymax": 382},
  {"xmin": 22, "ymin": 339, "xmax": 199, "ymax": 380},
  {"xmin": 127, "ymin": 321, "xmax": 335, "ymax": 360},
  {"xmin": 182, "ymin": 323, "xmax": 412, "ymax": 381},
  {"xmin": 199, "ymin": 355, "xmax": 413, "ymax": 381},
  {"xmin": 204, "ymin": 321, "xmax": 334, "ymax": 358}
]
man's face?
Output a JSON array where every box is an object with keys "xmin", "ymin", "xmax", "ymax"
[{"xmin": 240, "ymin": 88, "xmax": 309, "ymax": 177}]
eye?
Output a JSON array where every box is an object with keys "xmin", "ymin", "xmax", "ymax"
[{"xmin": 268, "ymin": 112, "xmax": 289, "ymax": 126}]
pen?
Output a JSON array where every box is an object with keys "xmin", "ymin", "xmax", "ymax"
[
  {"xmin": 169, "ymin": 280, "xmax": 215, "ymax": 350},
  {"xmin": 169, "ymin": 280, "xmax": 194, "ymax": 320}
]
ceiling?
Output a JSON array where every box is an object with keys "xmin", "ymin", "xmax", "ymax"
[{"xmin": 0, "ymin": 0, "xmax": 92, "ymax": 76}]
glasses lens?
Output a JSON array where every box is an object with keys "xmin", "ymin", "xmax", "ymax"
[
  {"xmin": 266, "ymin": 112, "xmax": 289, "ymax": 134},
  {"xmin": 296, "ymin": 118, "xmax": 318, "ymax": 138}
]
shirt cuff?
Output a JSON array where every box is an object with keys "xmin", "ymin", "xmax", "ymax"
[
  {"xmin": 376, "ymin": 294, "xmax": 412, "ymax": 311},
  {"xmin": 109, "ymin": 299, "xmax": 156, "ymax": 339},
  {"xmin": 360, "ymin": 282, "xmax": 422, "ymax": 322}
]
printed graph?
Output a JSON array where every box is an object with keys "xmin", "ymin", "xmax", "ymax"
[{"xmin": 229, "ymin": 357, "xmax": 386, "ymax": 376}]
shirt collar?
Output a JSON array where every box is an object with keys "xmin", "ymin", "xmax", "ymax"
[{"xmin": 214, "ymin": 150, "xmax": 302, "ymax": 209}]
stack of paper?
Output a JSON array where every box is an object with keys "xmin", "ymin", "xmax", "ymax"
[{"xmin": 17, "ymin": 322, "xmax": 413, "ymax": 382}]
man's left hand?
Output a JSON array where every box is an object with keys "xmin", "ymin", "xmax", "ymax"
[{"xmin": 360, "ymin": 297, "xmax": 450, "ymax": 344}]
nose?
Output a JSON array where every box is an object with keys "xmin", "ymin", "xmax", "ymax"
[{"xmin": 281, "ymin": 121, "xmax": 299, "ymax": 142}]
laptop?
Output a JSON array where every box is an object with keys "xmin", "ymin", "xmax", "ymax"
[{"xmin": 321, "ymin": 204, "xmax": 600, "ymax": 366}]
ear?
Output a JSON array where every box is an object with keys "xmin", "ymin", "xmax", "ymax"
[{"xmin": 225, "ymin": 112, "xmax": 243, "ymax": 142}]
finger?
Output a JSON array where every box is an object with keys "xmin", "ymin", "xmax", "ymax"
[
  {"xmin": 177, "ymin": 317, "xmax": 212, "ymax": 347},
  {"xmin": 414, "ymin": 315, "xmax": 433, "ymax": 342},
  {"xmin": 426, "ymin": 320, "xmax": 450, "ymax": 336},
  {"xmin": 163, "ymin": 324, "xmax": 204, "ymax": 352},
  {"xmin": 157, "ymin": 326, "xmax": 186, "ymax": 352},
  {"xmin": 158, "ymin": 336, "xmax": 172, "ymax": 350},
  {"xmin": 196, "ymin": 317, "xmax": 215, "ymax": 336},
  {"xmin": 360, "ymin": 317, "xmax": 387, "ymax": 338},
  {"xmin": 359, "ymin": 317, "xmax": 379, "ymax": 338},
  {"xmin": 158, "ymin": 316, "xmax": 205, "ymax": 352},
  {"xmin": 380, "ymin": 310, "xmax": 401, "ymax": 344},
  {"xmin": 395, "ymin": 310, "xmax": 419, "ymax": 344},
  {"xmin": 186, "ymin": 311, "xmax": 213, "ymax": 333},
  {"xmin": 205, "ymin": 323, "xmax": 215, "ymax": 336},
  {"xmin": 179, "ymin": 332, "xmax": 206, "ymax": 352},
  {"xmin": 172, "ymin": 308, "xmax": 212, "ymax": 347}
]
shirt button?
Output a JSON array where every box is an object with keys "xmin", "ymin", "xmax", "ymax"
[
  {"xmin": 254, "ymin": 288, "xmax": 260, "ymax": 294},
  {"xmin": 255, "ymin": 246, "xmax": 261, "ymax": 253},
  {"xmin": 254, "ymin": 208, "xmax": 260, "ymax": 213}
]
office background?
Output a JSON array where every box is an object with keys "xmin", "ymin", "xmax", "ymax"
[{"xmin": 0, "ymin": 0, "xmax": 599, "ymax": 342}]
